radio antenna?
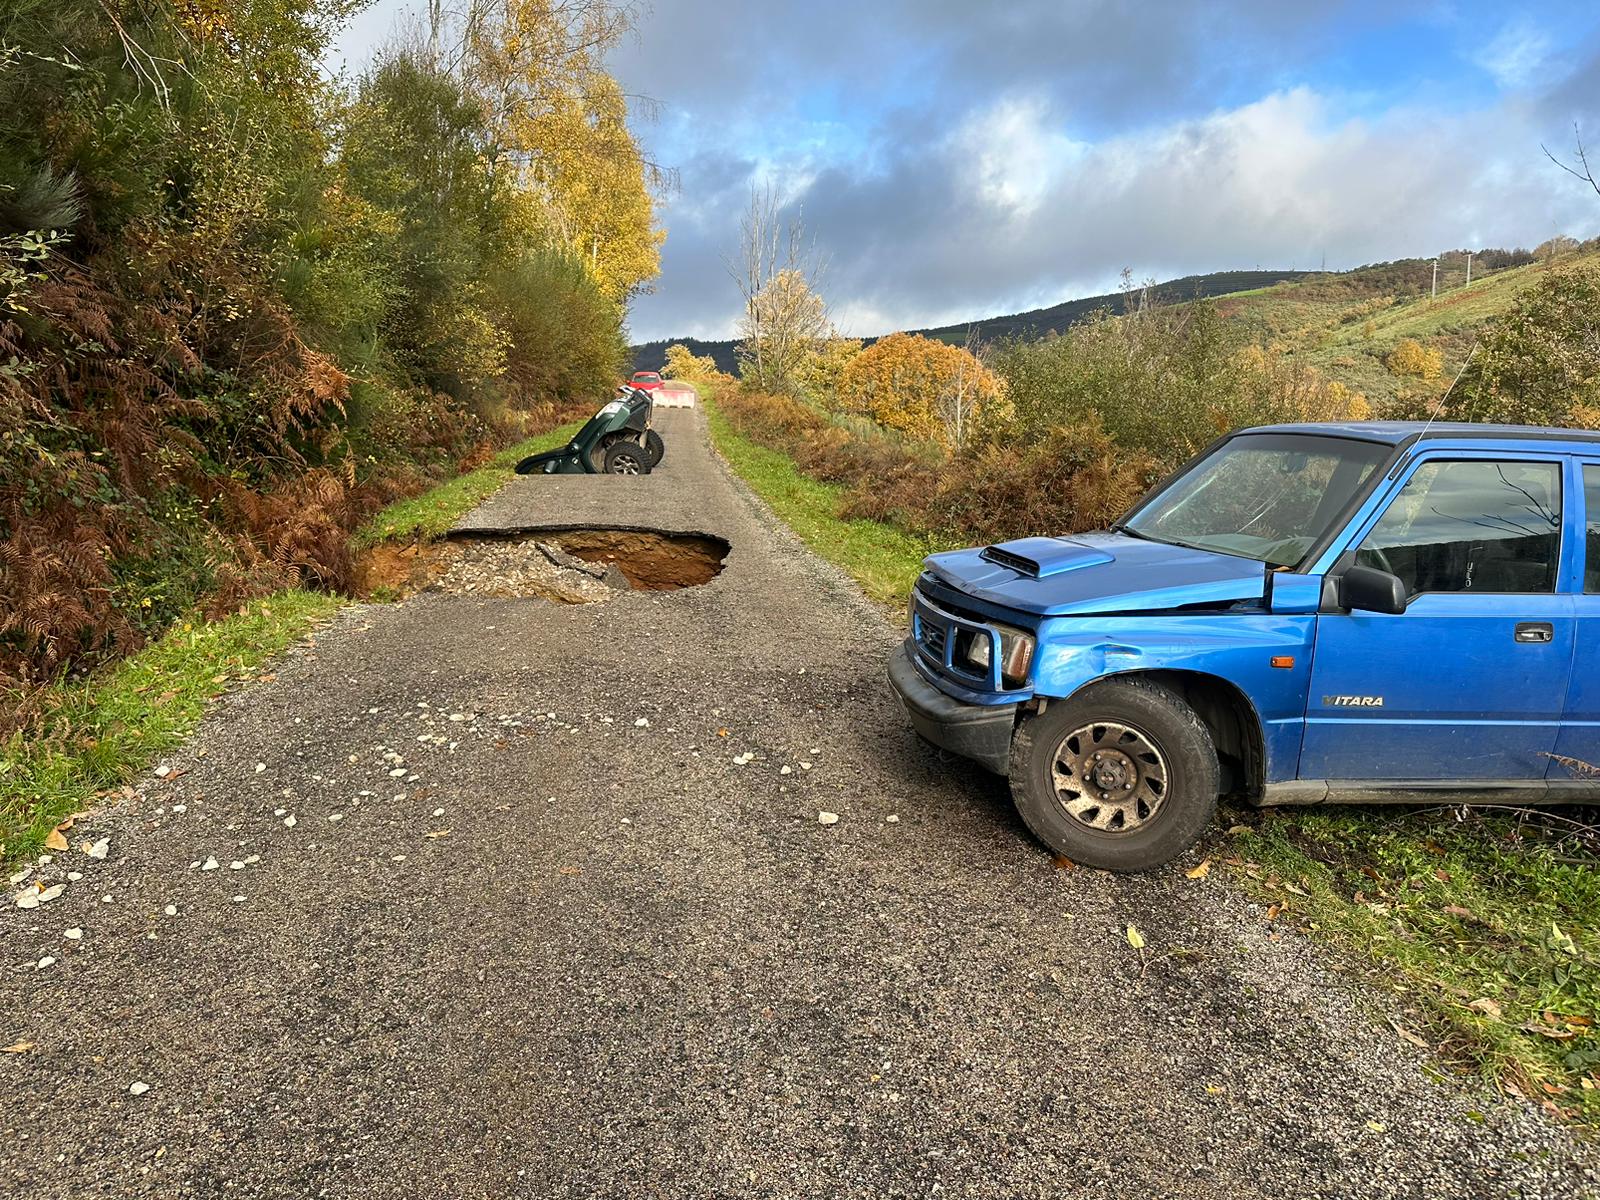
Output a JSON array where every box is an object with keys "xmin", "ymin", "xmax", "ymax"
[{"xmin": 1419, "ymin": 341, "xmax": 1478, "ymax": 439}]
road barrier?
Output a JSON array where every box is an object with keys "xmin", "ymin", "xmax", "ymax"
[{"xmin": 655, "ymin": 385, "xmax": 697, "ymax": 408}]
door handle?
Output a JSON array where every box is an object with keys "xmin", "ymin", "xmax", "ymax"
[{"xmin": 1514, "ymin": 621, "xmax": 1554, "ymax": 644}]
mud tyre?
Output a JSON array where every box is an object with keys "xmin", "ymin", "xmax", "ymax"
[
  {"xmin": 603, "ymin": 440, "xmax": 652, "ymax": 475},
  {"xmin": 642, "ymin": 428, "xmax": 665, "ymax": 468},
  {"xmin": 1008, "ymin": 677, "xmax": 1217, "ymax": 872}
]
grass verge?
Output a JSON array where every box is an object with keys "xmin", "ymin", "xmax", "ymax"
[
  {"xmin": 2, "ymin": 591, "xmax": 342, "ymax": 865},
  {"xmin": 1227, "ymin": 805, "xmax": 1600, "ymax": 1123},
  {"xmin": 704, "ymin": 394, "xmax": 946, "ymax": 608},
  {"xmin": 704, "ymin": 388, "xmax": 1600, "ymax": 1125},
  {"xmin": 353, "ymin": 420, "xmax": 583, "ymax": 547}
]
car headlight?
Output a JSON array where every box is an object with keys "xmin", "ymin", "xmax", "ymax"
[{"xmin": 964, "ymin": 622, "xmax": 1034, "ymax": 687}]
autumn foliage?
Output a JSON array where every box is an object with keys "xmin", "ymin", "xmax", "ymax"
[{"xmin": 838, "ymin": 332, "xmax": 1006, "ymax": 450}]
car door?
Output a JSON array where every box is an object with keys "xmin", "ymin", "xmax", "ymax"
[
  {"xmin": 1550, "ymin": 460, "xmax": 1600, "ymax": 782},
  {"xmin": 1301, "ymin": 453, "xmax": 1575, "ymax": 782}
]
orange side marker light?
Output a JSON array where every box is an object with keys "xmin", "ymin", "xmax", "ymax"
[{"xmin": 1270, "ymin": 656, "xmax": 1295, "ymax": 670}]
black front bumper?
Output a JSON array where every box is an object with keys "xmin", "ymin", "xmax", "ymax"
[{"xmin": 886, "ymin": 645, "xmax": 1018, "ymax": 775}]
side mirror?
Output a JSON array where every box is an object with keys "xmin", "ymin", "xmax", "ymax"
[{"xmin": 1338, "ymin": 565, "xmax": 1407, "ymax": 615}]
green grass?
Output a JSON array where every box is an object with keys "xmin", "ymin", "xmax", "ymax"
[
  {"xmin": 1229, "ymin": 805, "xmax": 1600, "ymax": 1122},
  {"xmin": 704, "ymin": 395, "xmax": 948, "ymax": 608},
  {"xmin": 352, "ymin": 420, "xmax": 583, "ymax": 547},
  {"xmin": 1, "ymin": 591, "xmax": 342, "ymax": 864}
]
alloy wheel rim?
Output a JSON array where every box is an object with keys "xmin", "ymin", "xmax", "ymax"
[{"xmin": 1048, "ymin": 720, "xmax": 1169, "ymax": 834}]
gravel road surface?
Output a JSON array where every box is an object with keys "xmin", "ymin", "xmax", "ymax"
[{"xmin": 5, "ymin": 405, "xmax": 1597, "ymax": 1199}]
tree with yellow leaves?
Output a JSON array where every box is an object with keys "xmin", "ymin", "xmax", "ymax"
[
  {"xmin": 839, "ymin": 332, "xmax": 1006, "ymax": 451},
  {"xmin": 662, "ymin": 343, "xmax": 731, "ymax": 387},
  {"xmin": 433, "ymin": 1, "xmax": 663, "ymax": 303},
  {"xmin": 795, "ymin": 336, "xmax": 863, "ymax": 408}
]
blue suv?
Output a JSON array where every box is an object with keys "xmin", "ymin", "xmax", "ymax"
[{"xmin": 888, "ymin": 422, "xmax": 1600, "ymax": 871}]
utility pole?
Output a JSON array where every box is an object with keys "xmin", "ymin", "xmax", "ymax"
[
  {"xmin": 1431, "ymin": 257, "xmax": 1438, "ymax": 300},
  {"xmin": 1466, "ymin": 252, "xmax": 1473, "ymax": 285}
]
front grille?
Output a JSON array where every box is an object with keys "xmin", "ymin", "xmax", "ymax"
[{"xmin": 911, "ymin": 582, "xmax": 1033, "ymax": 696}]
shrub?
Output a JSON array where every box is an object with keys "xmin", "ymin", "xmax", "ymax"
[
  {"xmin": 839, "ymin": 332, "xmax": 1007, "ymax": 450},
  {"xmin": 1386, "ymin": 338, "xmax": 1443, "ymax": 380},
  {"xmin": 992, "ymin": 302, "xmax": 1364, "ymax": 469},
  {"xmin": 1453, "ymin": 266, "xmax": 1600, "ymax": 426}
]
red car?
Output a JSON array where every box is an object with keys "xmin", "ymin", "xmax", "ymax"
[{"xmin": 628, "ymin": 371, "xmax": 663, "ymax": 391}]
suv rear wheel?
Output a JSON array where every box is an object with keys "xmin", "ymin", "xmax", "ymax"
[{"xmin": 1008, "ymin": 677, "xmax": 1217, "ymax": 872}]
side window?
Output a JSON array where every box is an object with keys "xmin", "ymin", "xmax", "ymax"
[
  {"xmin": 1354, "ymin": 459, "xmax": 1562, "ymax": 596},
  {"xmin": 1587, "ymin": 465, "xmax": 1600, "ymax": 594}
]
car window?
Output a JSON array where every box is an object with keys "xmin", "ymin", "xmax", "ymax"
[
  {"xmin": 1125, "ymin": 433, "xmax": 1389, "ymax": 567},
  {"xmin": 1354, "ymin": 459, "xmax": 1561, "ymax": 596},
  {"xmin": 1587, "ymin": 465, "xmax": 1600, "ymax": 594}
]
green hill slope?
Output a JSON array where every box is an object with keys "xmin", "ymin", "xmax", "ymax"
[{"xmin": 1223, "ymin": 251, "xmax": 1599, "ymax": 410}]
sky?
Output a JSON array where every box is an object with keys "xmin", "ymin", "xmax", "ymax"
[{"xmin": 329, "ymin": 1, "xmax": 1600, "ymax": 344}]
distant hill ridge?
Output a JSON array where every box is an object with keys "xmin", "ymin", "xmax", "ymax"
[
  {"xmin": 629, "ymin": 250, "xmax": 1549, "ymax": 376},
  {"xmin": 630, "ymin": 269, "xmax": 1311, "ymax": 373}
]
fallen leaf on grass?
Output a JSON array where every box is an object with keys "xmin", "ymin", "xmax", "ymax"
[
  {"xmin": 1443, "ymin": 904, "xmax": 1474, "ymax": 920},
  {"xmin": 1522, "ymin": 1024, "xmax": 1578, "ymax": 1041},
  {"xmin": 1185, "ymin": 860, "xmax": 1211, "ymax": 880},
  {"xmin": 3, "ymin": 1040, "xmax": 35, "ymax": 1053},
  {"xmin": 1126, "ymin": 925, "xmax": 1145, "ymax": 950},
  {"xmin": 43, "ymin": 829, "xmax": 68, "ymax": 853},
  {"xmin": 1467, "ymin": 998, "xmax": 1504, "ymax": 1020}
]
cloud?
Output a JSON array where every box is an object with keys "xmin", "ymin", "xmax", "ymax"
[
  {"xmin": 1474, "ymin": 20, "xmax": 1554, "ymax": 89},
  {"xmin": 628, "ymin": 81, "xmax": 1600, "ymax": 341}
]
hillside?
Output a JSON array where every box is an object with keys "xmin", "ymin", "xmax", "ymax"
[
  {"xmin": 631, "ymin": 246, "xmax": 1588, "ymax": 408},
  {"xmin": 631, "ymin": 269, "xmax": 1313, "ymax": 373},
  {"xmin": 1229, "ymin": 251, "xmax": 1599, "ymax": 409}
]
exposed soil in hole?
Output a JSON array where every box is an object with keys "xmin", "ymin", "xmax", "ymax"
[
  {"xmin": 353, "ymin": 529, "xmax": 727, "ymax": 603},
  {"xmin": 549, "ymin": 530, "xmax": 727, "ymax": 591}
]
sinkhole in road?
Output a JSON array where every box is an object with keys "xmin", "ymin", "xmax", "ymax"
[{"xmin": 355, "ymin": 528, "xmax": 729, "ymax": 603}]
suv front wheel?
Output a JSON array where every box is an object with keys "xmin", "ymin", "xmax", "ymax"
[{"xmin": 1008, "ymin": 677, "xmax": 1218, "ymax": 872}]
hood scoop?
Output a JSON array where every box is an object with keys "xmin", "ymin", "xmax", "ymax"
[{"xmin": 979, "ymin": 537, "xmax": 1115, "ymax": 579}]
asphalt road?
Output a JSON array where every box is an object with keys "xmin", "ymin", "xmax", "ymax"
[{"xmin": 5, "ymin": 404, "xmax": 1597, "ymax": 1199}]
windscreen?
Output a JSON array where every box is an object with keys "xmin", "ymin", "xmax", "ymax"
[{"xmin": 1124, "ymin": 433, "xmax": 1391, "ymax": 567}]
